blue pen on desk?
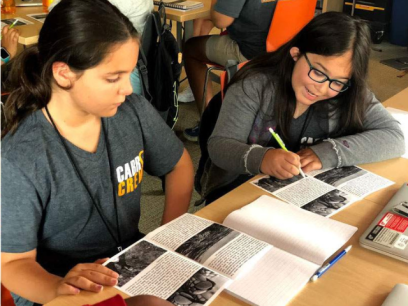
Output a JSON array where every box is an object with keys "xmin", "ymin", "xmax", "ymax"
[{"xmin": 310, "ymin": 245, "xmax": 352, "ymax": 282}]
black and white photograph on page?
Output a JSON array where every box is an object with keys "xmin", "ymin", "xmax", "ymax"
[
  {"xmin": 106, "ymin": 240, "xmax": 167, "ymax": 287},
  {"xmin": 314, "ymin": 166, "xmax": 366, "ymax": 187},
  {"xmin": 27, "ymin": 13, "xmax": 48, "ymax": 23},
  {"xmin": 167, "ymin": 268, "xmax": 229, "ymax": 306},
  {"xmin": 1, "ymin": 17, "xmax": 33, "ymax": 28},
  {"xmin": 175, "ymin": 223, "xmax": 240, "ymax": 264},
  {"xmin": 253, "ymin": 175, "xmax": 303, "ymax": 193},
  {"xmin": 301, "ymin": 189, "xmax": 354, "ymax": 217}
]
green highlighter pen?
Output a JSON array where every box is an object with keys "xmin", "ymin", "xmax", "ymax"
[
  {"xmin": 1, "ymin": 19, "xmax": 19, "ymax": 40},
  {"xmin": 268, "ymin": 127, "xmax": 306, "ymax": 178}
]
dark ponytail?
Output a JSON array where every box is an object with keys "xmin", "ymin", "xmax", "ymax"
[
  {"xmin": 3, "ymin": 45, "xmax": 52, "ymax": 137},
  {"xmin": 2, "ymin": 0, "xmax": 139, "ymax": 138}
]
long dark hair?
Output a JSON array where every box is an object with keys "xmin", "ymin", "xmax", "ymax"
[
  {"xmin": 229, "ymin": 12, "xmax": 371, "ymax": 142},
  {"xmin": 2, "ymin": 0, "xmax": 139, "ymax": 137}
]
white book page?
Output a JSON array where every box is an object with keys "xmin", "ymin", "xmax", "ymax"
[
  {"xmin": 387, "ymin": 107, "xmax": 408, "ymax": 159},
  {"xmin": 223, "ymin": 195, "xmax": 357, "ymax": 265},
  {"xmin": 226, "ymin": 247, "xmax": 318, "ymax": 306}
]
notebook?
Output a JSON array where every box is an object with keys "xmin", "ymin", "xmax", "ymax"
[
  {"xmin": 360, "ymin": 182, "xmax": 408, "ymax": 263},
  {"xmin": 15, "ymin": 0, "xmax": 42, "ymax": 7},
  {"xmin": 153, "ymin": 0, "xmax": 204, "ymax": 10}
]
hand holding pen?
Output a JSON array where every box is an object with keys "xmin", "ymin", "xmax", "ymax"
[
  {"xmin": 261, "ymin": 128, "xmax": 306, "ymax": 179},
  {"xmin": 1, "ymin": 19, "xmax": 18, "ymax": 40},
  {"xmin": 297, "ymin": 148, "xmax": 323, "ymax": 173}
]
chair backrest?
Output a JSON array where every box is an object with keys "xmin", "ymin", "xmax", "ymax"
[
  {"xmin": 266, "ymin": 0, "xmax": 317, "ymax": 52},
  {"xmin": 220, "ymin": 61, "xmax": 248, "ymax": 100},
  {"xmin": 1, "ymin": 284, "xmax": 15, "ymax": 306}
]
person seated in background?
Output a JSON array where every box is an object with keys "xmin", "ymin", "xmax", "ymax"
[
  {"xmin": 1, "ymin": 0, "xmax": 193, "ymax": 305},
  {"xmin": 49, "ymin": 0, "xmax": 153, "ymax": 95},
  {"xmin": 182, "ymin": 0, "xmax": 277, "ymax": 142},
  {"xmin": 199, "ymin": 12, "xmax": 405, "ymax": 204}
]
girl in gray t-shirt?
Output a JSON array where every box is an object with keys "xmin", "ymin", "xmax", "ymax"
[
  {"xmin": 1, "ymin": 1, "xmax": 193, "ymax": 305},
  {"xmin": 201, "ymin": 12, "xmax": 405, "ymax": 203}
]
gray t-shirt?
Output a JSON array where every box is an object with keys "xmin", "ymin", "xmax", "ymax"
[
  {"xmin": 2, "ymin": 95, "xmax": 183, "ymax": 306},
  {"xmin": 201, "ymin": 74, "xmax": 405, "ymax": 198},
  {"xmin": 214, "ymin": 0, "xmax": 276, "ymax": 59}
]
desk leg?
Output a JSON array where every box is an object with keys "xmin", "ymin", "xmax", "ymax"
[
  {"xmin": 177, "ymin": 22, "xmax": 183, "ymax": 52},
  {"xmin": 177, "ymin": 20, "xmax": 194, "ymax": 52},
  {"xmin": 184, "ymin": 20, "xmax": 194, "ymax": 43}
]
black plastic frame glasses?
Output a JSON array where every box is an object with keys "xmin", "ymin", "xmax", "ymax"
[{"xmin": 304, "ymin": 53, "xmax": 350, "ymax": 93}]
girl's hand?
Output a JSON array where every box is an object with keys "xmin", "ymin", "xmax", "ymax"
[
  {"xmin": 297, "ymin": 148, "xmax": 322, "ymax": 173},
  {"xmin": 1, "ymin": 25, "xmax": 19, "ymax": 59},
  {"xmin": 260, "ymin": 149, "xmax": 301, "ymax": 179},
  {"xmin": 55, "ymin": 261, "xmax": 119, "ymax": 297}
]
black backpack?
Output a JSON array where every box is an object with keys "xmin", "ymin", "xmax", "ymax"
[{"xmin": 138, "ymin": 3, "xmax": 182, "ymax": 129}]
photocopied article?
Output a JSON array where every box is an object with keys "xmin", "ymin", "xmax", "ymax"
[
  {"xmin": 252, "ymin": 166, "xmax": 394, "ymax": 217},
  {"xmin": 104, "ymin": 198, "xmax": 357, "ymax": 306},
  {"xmin": 104, "ymin": 214, "xmax": 271, "ymax": 305}
]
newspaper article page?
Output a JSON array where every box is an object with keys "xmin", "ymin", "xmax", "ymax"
[
  {"xmin": 148, "ymin": 214, "xmax": 213, "ymax": 250},
  {"xmin": 104, "ymin": 240, "xmax": 230, "ymax": 306},
  {"xmin": 272, "ymin": 177, "xmax": 335, "ymax": 207},
  {"xmin": 336, "ymin": 172, "xmax": 394, "ymax": 198},
  {"xmin": 300, "ymin": 189, "xmax": 359, "ymax": 217},
  {"xmin": 147, "ymin": 214, "xmax": 270, "ymax": 278},
  {"xmin": 251, "ymin": 165, "xmax": 393, "ymax": 217},
  {"xmin": 313, "ymin": 166, "xmax": 394, "ymax": 197},
  {"xmin": 201, "ymin": 233, "xmax": 271, "ymax": 278}
]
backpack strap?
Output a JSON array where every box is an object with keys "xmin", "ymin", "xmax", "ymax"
[{"xmin": 137, "ymin": 48, "xmax": 152, "ymax": 101}]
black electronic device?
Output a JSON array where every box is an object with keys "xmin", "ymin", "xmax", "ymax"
[{"xmin": 1, "ymin": 47, "xmax": 11, "ymax": 63}]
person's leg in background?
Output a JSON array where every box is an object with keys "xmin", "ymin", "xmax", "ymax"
[
  {"xmin": 183, "ymin": 35, "xmax": 247, "ymax": 142},
  {"xmin": 183, "ymin": 35, "xmax": 213, "ymax": 113},
  {"xmin": 178, "ymin": 18, "xmax": 215, "ymax": 103}
]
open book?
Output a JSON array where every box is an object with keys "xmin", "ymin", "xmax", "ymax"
[
  {"xmin": 104, "ymin": 196, "xmax": 357, "ymax": 306},
  {"xmin": 153, "ymin": 0, "xmax": 204, "ymax": 10},
  {"xmin": 252, "ymin": 166, "xmax": 394, "ymax": 217}
]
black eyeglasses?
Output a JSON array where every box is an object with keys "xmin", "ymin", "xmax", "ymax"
[{"xmin": 304, "ymin": 53, "xmax": 350, "ymax": 93}]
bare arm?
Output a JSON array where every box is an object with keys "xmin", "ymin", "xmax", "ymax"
[
  {"xmin": 162, "ymin": 148, "xmax": 194, "ymax": 224},
  {"xmin": 1, "ymin": 250, "xmax": 119, "ymax": 304},
  {"xmin": 210, "ymin": 0, "xmax": 234, "ymax": 29}
]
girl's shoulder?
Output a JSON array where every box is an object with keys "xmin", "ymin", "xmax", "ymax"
[
  {"xmin": 116, "ymin": 94, "xmax": 157, "ymax": 121},
  {"xmin": 1, "ymin": 111, "xmax": 55, "ymax": 178},
  {"xmin": 2, "ymin": 111, "xmax": 48, "ymax": 157},
  {"xmin": 230, "ymin": 71, "xmax": 279, "ymax": 99}
]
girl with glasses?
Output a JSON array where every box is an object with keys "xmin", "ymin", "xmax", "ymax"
[
  {"xmin": 1, "ymin": 0, "xmax": 193, "ymax": 305},
  {"xmin": 200, "ymin": 12, "xmax": 405, "ymax": 204}
]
